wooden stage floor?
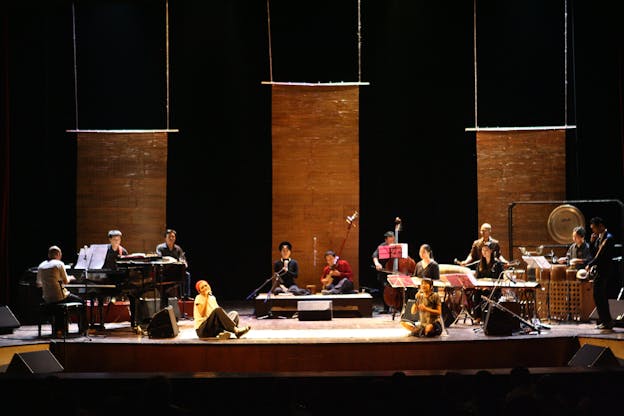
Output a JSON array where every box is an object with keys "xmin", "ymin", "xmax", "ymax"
[
  {"xmin": 2, "ymin": 299, "xmax": 624, "ymax": 374},
  {"xmin": 2, "ymin": 299, "xmax": 624, "ymax": 415}
]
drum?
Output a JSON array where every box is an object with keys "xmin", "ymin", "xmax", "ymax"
[
  {"xmin": 551, "ymin": 265, "xmax": 566, "ymax": 281},
  {"xmin": 513, "ymin": 269, "xmax": 525, "ymax": 281},
  {"xmin": 539, "ymin": 268, "xmax": 551, "ymax": 281},
  {"xmin": 565, "ymin": 268, "xmax": 577, "ymax": 281}
]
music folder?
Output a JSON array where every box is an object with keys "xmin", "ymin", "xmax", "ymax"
[
  {"xmin": 378, "ymin": 243, "xmax": 408, "ymax": 260},
  {"xmin": 444, "ymin": 273, "xmax": 477, "ymax": 289}
]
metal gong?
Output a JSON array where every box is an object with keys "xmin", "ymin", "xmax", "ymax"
[{"xmin": 547, "ymin": 204, "xmax": 585, "ymax": 244}]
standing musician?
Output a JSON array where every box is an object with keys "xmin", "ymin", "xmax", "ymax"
[
  {"xmin": 586, "ymin": 217, "xmax": 617, "ymax": 330},
  {"xmin": 458, "ymin": 222, "xmax": 508, "ymax": 266},
  {"xmin": 372, "ymin": 230, "xmax": 396, "ymax": 313},
  {"xmin": 320, "ymin": 250, "xmax": 355, "ymax": 294},
  {"xmin": 400, "ymin": 278, "xmax": 442, "ymax": 337}
]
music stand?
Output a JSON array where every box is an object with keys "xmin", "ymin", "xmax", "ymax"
[
  {"xmin": 445, "ymin": 274, "xmax": 476, "ymax": 325},
  {"xmin": 523, "ymin": 255, "xmax": 552, "ymax": 319}
]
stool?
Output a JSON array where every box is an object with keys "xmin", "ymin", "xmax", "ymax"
[{"xmin": 38, "ymin": 301, "xmax": 85, "ymax": 339}]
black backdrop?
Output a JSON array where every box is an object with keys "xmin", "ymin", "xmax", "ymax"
[{"xmin": 2, "ymin": 0, "xmax": 623, "ymax": 304}]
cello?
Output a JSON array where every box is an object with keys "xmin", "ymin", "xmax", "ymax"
[{"xmin": 383, "ymin": 217, "xmax": 416, "ymax": 317}]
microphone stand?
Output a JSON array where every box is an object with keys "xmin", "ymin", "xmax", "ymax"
[{"xmin": 247, "ymin": 270, "xmax": 288, "ymax": 319}]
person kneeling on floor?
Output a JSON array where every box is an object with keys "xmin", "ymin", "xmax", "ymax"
[{"xmin": 400, "ymin": 278, "xmax": 442, "ymax": 337}]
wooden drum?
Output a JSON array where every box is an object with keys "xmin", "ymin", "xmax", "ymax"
[
  {"xmin": 565, "ymin": 268, "xmax": 577, "ymax": 281},
  {"xmin": 550, "ymin": 265, "xmax": 567, "ymax": 281},
  {"xmin": 539, "ymin": 268, "xmax": 551, "ymax": 281}
]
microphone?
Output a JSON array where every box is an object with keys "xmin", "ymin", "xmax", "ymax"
[{"xmin": 504, "ymin": 270, "xmax": 517, "ymax": 284}]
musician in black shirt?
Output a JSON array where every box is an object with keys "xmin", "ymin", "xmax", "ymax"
[
  {"xmin": 156, "ymin": 229, "xmax": 191, "ymax": 298},
  {"xmin": 103, "ymin": 229, "xmax": 128, "ymax": 269}
]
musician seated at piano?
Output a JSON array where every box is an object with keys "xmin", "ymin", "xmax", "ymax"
[
  {"xmin": 472, "ymin": 242, "xmax": 504, "ymax": 320},
  {"xmin": 320, "ymin": 250, "xmax": 355, "ymax": 295},
  {"xmin": 194, "ymin": 280, "xmax": 251, "ymax": 339},
  {"xmin": 36, "ymin": 245, "xmax": 88, "ymax": 335},
  {"xmin": 412, "ymin": 244, "xmax": 440, "ymax": 297},
  {"xmin": 556, "ymin": 226, "xmax": 592, "ymax": 270},
  {"xmin": 458, "ymin": 222, "xmax": 508, "ymax": 266},
  {"xmin": 103, "ymin": 229, "xmax": 128, "ymax": 269},
  {"xmin": 400, "ymin": 278, "xmax": 442, "ymax": 337},
  {"xmin": 156, "ymin": 228, "xmax": 191, "ymax": 298}
]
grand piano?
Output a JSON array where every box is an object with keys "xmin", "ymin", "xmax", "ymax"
[{"xmin": 21, "ymin": 247, "xmax": 186, "ymax": 329}]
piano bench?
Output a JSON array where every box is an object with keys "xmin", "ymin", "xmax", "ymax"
[{"xmin": 38, "ymin": 302, "xmax": 85, "ymax": 339}]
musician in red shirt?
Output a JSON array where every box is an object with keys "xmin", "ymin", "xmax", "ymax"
[{"xmin": 320, "ymin": 250, "xmax": 355, "ymax": 294}]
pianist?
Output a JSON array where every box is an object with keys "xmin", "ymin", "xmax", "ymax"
[
  {"xmin": 36, "ymin": 245, "xmax": 87, "ymax": 335},
  {"xmin": 156, "ymin": 229, "xmax": 191, "ymax": 298},
  {"xmin": 103, "ymin": 229, "xmax": 128, "ymax": 269}
]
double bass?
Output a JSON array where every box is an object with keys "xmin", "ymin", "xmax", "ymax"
[{"xmin": 383, "ymin": 217, "xmax": 416, "ymax": 316}]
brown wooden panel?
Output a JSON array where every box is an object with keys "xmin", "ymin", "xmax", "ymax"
[
  {"xmin": 271, "ymin": 85, "xmax": 360, "ymax": 289},
  {"xmin": 76, "ymin": 132, "xmax": 168, "ymax": 253},
  {"xmin": 476, "ymin": 130, "xmax": 566, "ymax": 262}
]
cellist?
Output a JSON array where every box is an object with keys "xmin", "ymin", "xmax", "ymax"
[{"xmin": 372, "ymin": 230, "xmax": 396, "ymax": 314}]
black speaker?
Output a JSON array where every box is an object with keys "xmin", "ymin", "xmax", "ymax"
[
  {"xmin": 138, "ymin": 297, "xmax": 181, "ymax": 324},
  {"xmin": 568, "ymin": 344, "xmax": 620, "ymax": 367},
  {"xmin": 401, "ymin": 299, "xmax": 418, "ymax": 323},
  {"xmin": 484, "ymin": 302, "xmax": 521, "ymax": 336},
  {"xmin": 297, "ymin": 300, "xmax": 332, "ymax": 321},
  {"xmin": 147, "ymin": 306, "xmax": 179, "ymax": 338},
  {"xmin": 6, "ymin": 350, "xmax": 64, "ymax": 374},
  {"xmin": 0, "ymin": 305, "xmax": 21, "ymax": 334}
]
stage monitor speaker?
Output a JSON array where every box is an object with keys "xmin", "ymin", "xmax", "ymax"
[
  {"xmin": 401, "ymin": 299, "xmax": 418, "ymax": 323},
  {"xmin": 147, "ymin": 306, "xmax": 179, "ymax": 338},
  {"xmin": 0, "ymin": 305, "xmax": 21, "ymax": 334},
  {"xmin": 589, "ymin": 299, "xmax": 624, "ymax": 325},
  {"xmin": 298, "ymin": 300, "xmax": 332, "ymax": 321},
  {"xmin": 568, "ymin": 344, "xmax": 620, "ymax": 368},
  {"xmin": 6, "ymin": 350, "xmax": 64, "ymax": 374},
  {"xmin": 484, "ymin": 301, "xmax": 521, "ymax": 336}
]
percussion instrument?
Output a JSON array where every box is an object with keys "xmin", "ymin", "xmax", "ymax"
[
  {"xmin": 550, "ymin": 264, "xmax": 567, "ymax": 281},
  {"xmin": 565, "ymin": 268, "xmax": 577, "ymax": 281}
]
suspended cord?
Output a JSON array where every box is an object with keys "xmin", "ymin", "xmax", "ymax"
[
  {"xmin": 357, "ymin": 0, "xmax": 362, "ymax": 82},
  {"xmin": 564, "ymin": 0, "xmax": 568, "ymax": 126},
  {"xmin": 266, "ymin": 0, "xmax": 273, "ymax": 82},
  {"xmin": 72, "ymin": 2, "xmax": 79, "ymax": 130},
  {"xmin": 165, "ymin": 0, "xmax": 170, "ymax": 130},
  {"xmin": 473, "ymin": 0, "xmax": 478, "ymax": 128}
]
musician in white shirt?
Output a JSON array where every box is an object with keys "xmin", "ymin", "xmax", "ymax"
[{"xmin": 36, "ymin": 245, "xmax": 87, "ymax": 335}]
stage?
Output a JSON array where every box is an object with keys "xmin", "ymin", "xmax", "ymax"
[
  {"xmin": 1, "ymin": 297, "xmax": 624, "ymax": 414},
  {"xmin": 2, "ymin": 298, "xmax": 624, "ymax": 374}
]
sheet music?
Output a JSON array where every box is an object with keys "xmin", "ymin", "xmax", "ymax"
[
  {"xmin": 75, "ymin": 244, "xmax": 109, "ymax": 269},
  {"xmin": 522, "ymin": 255, "xmax": 551, "ymax": 269}
]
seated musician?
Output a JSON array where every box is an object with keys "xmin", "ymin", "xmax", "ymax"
[
  {"xmin": 556, "ymin": 226, "xmax": 592, "ymax": 270},
  {"xmin": 472, "ymin": 243, "xmax": 504, "ymax": 321},
  {"xmin": 36, "ymin": 245, "xmax": 88, "ymax": 335},
  {"xmin": 103, "ymin": 229, "xmax": 128, "ymax": 269},
  {"xmin": 320, "ymin": 250, "xmax": 355, "ymax": 294},
  {"xmin": 400, "ymin": 278, "xmax": 442, "ymax": 337},
  {"xmin": 156, "ymin": 228, "xmax": 191, "ymax": 299}
]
